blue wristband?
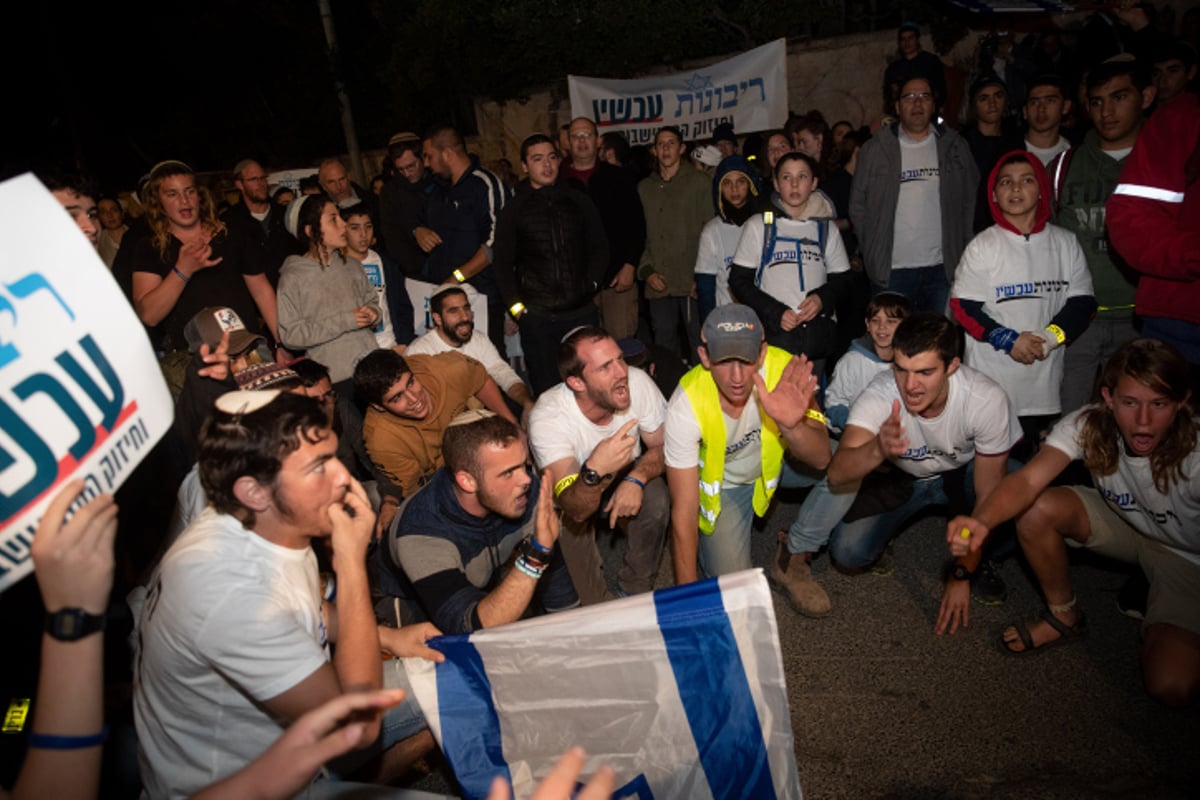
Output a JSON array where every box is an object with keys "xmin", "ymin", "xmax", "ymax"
[
  {"xmin": 527, "ymin": 537, "xmax": 552, "ymax": 555},
  {"xmin": 172, "ymin": 265, "xmax": 191, "ymax": 284},
  {"xmin": 987, "ymin": 327, "xmax": 1019, "ymax": 354},
  {"xmin": 28, "ymin": 725, "xmax": 108, "ymax": 750},
  {"xmin": 623, "ymin": 476, "xmax": 646, "ymax": 489}
]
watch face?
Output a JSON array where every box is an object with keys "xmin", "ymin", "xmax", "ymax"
[
  {"xmin": 581, "ymin": 468, "xmax": 602, "ymax": 486},
  {"xmin": 952, "ymin": 565, "xmax": 971, "ymax": 581}
]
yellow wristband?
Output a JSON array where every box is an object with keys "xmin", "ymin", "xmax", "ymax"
[
  {"xmin": 509, "ymin": 302, "xmax": 526, "ymax": 318},
  {"xmin": 453, "ymin": 269, "xmax": 467, "ymax": 283},
  {"xmin": 554, "ymin": 473, "xmax": 579, "ymax": 496},
  {"xmin": 805, "ymin": 408, "xmax": 828, "ymax": 426},
  {"xmin": 1046, "ymin": 324, "xmax": 1066, "ymax": 345}
]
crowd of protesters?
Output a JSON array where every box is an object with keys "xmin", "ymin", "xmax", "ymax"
[{"xmin": 8, "ymin": 7, "xmax": 1200, "ymax": 798}]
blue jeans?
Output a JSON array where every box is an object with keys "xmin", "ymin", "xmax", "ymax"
[
  {"xmin": 322, "ymin": 657, "xmax": 428, "ymax": 780},
  {"xmin": 697, "ymin": 460, "xmax": 821, "ymax": 578},
  {"xmin": 877, "ymin": 264, "xmax": 948, "ymax": 316},
  {"xmin": 827, "ymin": 459, "xmax": 1019, "ymax": 569},
  {"xmin": 829, "ymin": 473, "xmax": 955, "ymax": 569}
]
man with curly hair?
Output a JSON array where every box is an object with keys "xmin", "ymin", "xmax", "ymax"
[
  {"xmin": 130, "ymin": 160, "xmax": 277, "ymax": 358},
  {"xmin": 950, "ymin": 339, "xmax": 1200, "ymax": 707}
]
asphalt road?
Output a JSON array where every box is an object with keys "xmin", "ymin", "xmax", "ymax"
[{"xmin": 403, "ymin": 490, "xmax": 1199, "ymax": 800}]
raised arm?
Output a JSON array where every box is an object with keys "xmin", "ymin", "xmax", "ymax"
[
  {"xmin": 12, "ymin": 483, "xmax": 117, "ymax": 800},
  {"xmin": 475, "ymin": 471, "xmax": 562, "ymax": 627},
  {"xmin": 827, "ymin": 400, "xmax": 907, "ymax": 487}
]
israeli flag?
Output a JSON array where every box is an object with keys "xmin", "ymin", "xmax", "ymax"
[{"xmin": 404, "ymin": 569, "xmax": 802, "ymax": 800}]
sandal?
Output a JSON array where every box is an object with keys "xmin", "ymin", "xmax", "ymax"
[{"xmin": 999, "ymin": 610, "xmax": 1087, "ymax": 656}]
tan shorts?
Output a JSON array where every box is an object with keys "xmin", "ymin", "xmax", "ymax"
[{"xmin": 1069, "ymin": 486, "xmax": 1200, "ymax": 635}]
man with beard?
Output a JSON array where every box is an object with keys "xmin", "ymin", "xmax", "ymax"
[
  {"xmin": 384, "ymin": 413, "xmax": 578, "ymax": 634},
  {"xmin": 528, "ymin": 327, "xmax": 670, "ymax": 604},
  {"xmin": 134, "ymin": 391, "xmax": 440, "ymax": 797},
  {"xmin": 405, "ymin": 285, "xmax": 535, "ymax": 422},
  {"xmin": 225, "ymin": 159, "xmax": 300, "ymax": 288}
]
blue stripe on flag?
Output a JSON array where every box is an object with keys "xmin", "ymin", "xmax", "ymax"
[
  {"xmin": 434, "ymin": 635, "xmax": 511, "ymax": 799},
  {"xmin": 655, "ymin": 577, "xmax": 776, "ymax": 800}
]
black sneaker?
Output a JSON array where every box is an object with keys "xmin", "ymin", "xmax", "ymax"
[
  {"xmin": 971, "ymin": 560, "xmax": 1007, "ymax": 605},
  {"xmin": 1116, "ymin": 570, "xmax": 1148, "ymax": 620}
]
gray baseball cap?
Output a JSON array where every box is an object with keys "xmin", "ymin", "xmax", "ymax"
[{"xmin": 701, "ymin": 305, "xmax": 764, "ymax": 363}]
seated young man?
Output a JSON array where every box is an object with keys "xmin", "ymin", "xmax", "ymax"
[
  {"xmin": 826, "ymin": 314, "xmax": 1022, "ymax": 633},
  {"xmin": 664, "ymin": 305, "xmax": 829, "ymax": 596},
  {"xmin": 354, "ymin": 348, "xmax": 516, "ymax": 509},
  {"xmin": 134, "ymin": 390, "xmax": 441, "ymax": 798},
  {"xmin": 950, "ymin": 339, "xmax": 1200, "ymax": 707},
  {"xmin": 382, "ymin": 412, "xmax": 578, "ymax": 633}
]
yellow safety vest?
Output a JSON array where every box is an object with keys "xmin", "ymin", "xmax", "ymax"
[{"xmin": 680, "ymin": 346, "xmax": 792, "ymax": 535}]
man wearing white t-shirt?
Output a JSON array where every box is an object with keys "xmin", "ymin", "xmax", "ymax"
[
  {"xmin": 406, "ymin": 284, "xmax": 535, "ymax": 422},
  {"xmin": 950, "ymin": 339, "xmax": 1200, "ymax": 707},
  {"xmin": 827, "ymin": 314, "xmax": 1022, "ymax": 634},
  {"xmin": 664, "ymin": 305, "xmax": 830, "ymax": 611},
  {"xmin": 134, "ymin": 391, "xmax": 441, "ymax": 798},
  {"xmin": 528, "ymin": 326, "xmax": 670, "ymax": 604},
  {"xmin": 851, "ymin": 75, "xmax": 979, "ymax": 314}
]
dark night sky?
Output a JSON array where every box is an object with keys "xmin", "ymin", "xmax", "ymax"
[{"xmin": 8, "ymin": 2, "xmax": 387, "ymax": 192}]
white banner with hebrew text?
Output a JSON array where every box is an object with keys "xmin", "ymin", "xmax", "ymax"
[{"xmin": 569, "ymin": 39, "xmax": 788, "ymax": 146}]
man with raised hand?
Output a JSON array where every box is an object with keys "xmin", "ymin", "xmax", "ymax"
[
  {"xmin": 384, "ymin": 412, "xmax": 578, "ymax": 633},
  {"xmin": 664, "ymin": 305, "xmax": 830, "ymax": 610},
  {"xmin": 825, "ymin": 314, "xmax": 1022, "ymax": 632},
  {"xmin": 528, "ymin": 326, "xmax": 670, "ymax": 604}
]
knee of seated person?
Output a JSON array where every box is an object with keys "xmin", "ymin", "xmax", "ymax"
[
  {"xmin": 829, "ymin": 536, "xmax": 874, "ymax": 571},
  {"xmin": 1014, "ymin": 495, "xmax": 1057, "ymax": 542},
  {"xmin": 1142, "ymin": 664, "xmax": 1199, "ymax": 709}
]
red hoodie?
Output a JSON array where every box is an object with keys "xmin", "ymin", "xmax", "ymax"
[
  {"xmin": 985, "ymin": 149, "xmax": 1053, "ymax": 236},
  {"xmin": 1107, "ymin": 92, "xmax": 1200, "ymax": 326}
]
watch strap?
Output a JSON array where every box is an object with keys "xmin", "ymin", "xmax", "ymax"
[{"xmin": 45, "ymin": 608, "xmax": 105, "ymax": 641}]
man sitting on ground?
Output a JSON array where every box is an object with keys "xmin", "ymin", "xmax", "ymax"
[
  {"xmin": 355, "ymin": 349, "xmax": 516, "ymax": 507},
  {"xmin": 383, "ymin": 412, "xmax": 578, "ymax": 634},
  {"xmin": 950, "ymin": 339, "xmax": 1200, "ymax": 707},
  {"xmin": 134, "ymin": 391, "xmax": 441, "ymax": 797},
  {"xmin": 825, "ymin": 314, "xmax": 1022, "ymax": 634},
  {"xmin": 664, "ymin": 305, "xmax": 830, "ymax": 600},
  {"xmin": 528, "ymin": 326, "xmax": 670, "ymax": 605}
]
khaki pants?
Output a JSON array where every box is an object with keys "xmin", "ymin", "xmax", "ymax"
[{"xmin": 557, "ymin": 476, "xmax": 669, "ymax": 604}]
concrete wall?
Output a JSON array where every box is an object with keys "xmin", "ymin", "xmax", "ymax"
[{"xmin": 468, "ymin": 27, "xmax": 987, "ymax": 168}]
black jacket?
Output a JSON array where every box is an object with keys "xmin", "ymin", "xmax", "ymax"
[
  {"xmin": 564, "ymin": 161, "xmax": 645, "ymax": 282},
  {"xmin": 492, "ymin": 181, "xmax": 609, "ymax": 314},
  {"xmin": 224, "ymin": 200, "xmax": 301, "ymax": 288}
]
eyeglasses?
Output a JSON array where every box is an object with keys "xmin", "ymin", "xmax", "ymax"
[
  {"xmin": 570, "ymin": 131, "xmax": 596, "ymax": 140},
  {"xmin": 900, "ymin": 92, "xmax": 933, "ymax": 103}
]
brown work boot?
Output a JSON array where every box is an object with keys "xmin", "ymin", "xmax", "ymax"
[{"xmin": 769, "ymin": 533, "xmax": 831, "ymax": 617}]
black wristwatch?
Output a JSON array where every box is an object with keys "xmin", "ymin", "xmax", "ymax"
[
  {"xmin": 950, "ymin": 564, "xmax": 975, "ymax": 582},
  {"xmin": 45, "ymin": 608, "xmax": 105, "ymax": 642},
  {"xmin": 579, "ymin": 462, "xmax": 611, "ymax": 487}
]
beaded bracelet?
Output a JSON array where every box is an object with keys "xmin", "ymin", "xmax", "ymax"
[{"xmin": 514, "ymin": 555, "xmax": 545, "ymax": 580}]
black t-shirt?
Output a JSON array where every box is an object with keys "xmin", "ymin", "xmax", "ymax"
[{"xmin": 131, "ymin": 227, "xmax": 263, "ymax": 353}]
